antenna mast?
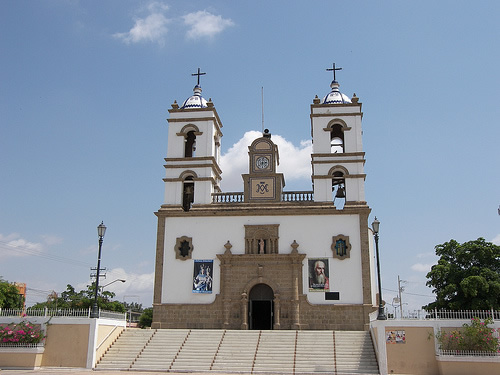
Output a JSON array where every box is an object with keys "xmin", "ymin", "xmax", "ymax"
[{"xmin": 261, "ymin": 87, "xmax": 265, "ymax": 134}]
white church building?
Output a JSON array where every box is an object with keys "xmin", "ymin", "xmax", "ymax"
[{"xmin": 152, "ymin": 67, "xmax": 378, "ymax": 331}]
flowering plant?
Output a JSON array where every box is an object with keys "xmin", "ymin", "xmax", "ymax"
[
  {"xmin": 436, "ymin": 317, "xmax": 500, "ymax": 353},
  {"xmin": 0, "ymin": 321, "xmax": 45, "ymax": 344}
]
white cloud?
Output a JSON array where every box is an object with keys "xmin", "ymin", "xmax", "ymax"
[
  {"xmin": 220, "ymin": 131, "xmax": 312, "ymax": 191},
  {"xmin": 416, "ymin": 252, "xmax": 436, "ymax": 259},
  {"xmin": 492, "ymin": 234, "xmax": 500, "ymax": 245},
  {"xmin": 93, "ymin": 268, "xmax": 155, "ymax": 306},
  {"xmin": 41, "ymin": 234, "xmax": 63, "ymax": 246},
  {"xmin": 410, "ymin": 263, "xmax": 434, "ymax": 273},
  {"xmin": 114, "ymin": 5, "xmax": 169, "ymax": 45},
  {"xmin": 0, "ymin": 233, "xmax": 44, "ymax": 259},
  {"xmin": 183, "ymin": 10, "xmax": 234, "ymax": 39}
]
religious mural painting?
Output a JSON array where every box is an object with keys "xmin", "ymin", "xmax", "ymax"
[
  {"xmin": 192, "ymin": 259, "xmax": 213, "ymax": 293},
  {"xmin": 308, "ymin": 258, "xmax": 330, "ymax": 292},
  {"xmin": 386, "ymin": 330, "xmax": 406, "ymax": 344}
]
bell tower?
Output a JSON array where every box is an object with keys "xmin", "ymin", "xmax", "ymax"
[
  {"xmin": 163, "ymin": 69, "xmax": 223, "ymax": 211},
  {"xmin": 242, "ymin": 129, "xmax": 285, "ymax": 202},
  {"xmin": 310, "ymin": 64, "xmax": 366, "ymax": 207}
]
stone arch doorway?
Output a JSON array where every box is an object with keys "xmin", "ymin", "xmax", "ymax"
[{"xmin": 249, "ymin": 283, "xmax": 274, "ymax": 330}]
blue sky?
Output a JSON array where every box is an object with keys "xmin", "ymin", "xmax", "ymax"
[{"xmin": 1, "ymin": 1, "xmax": 499, "ymax": 314}]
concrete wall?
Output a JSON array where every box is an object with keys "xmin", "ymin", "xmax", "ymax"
[
  {"xmin": 0, "ymin": 348, "xmax": 44, "ymax": 369},
  {"xmin": 41, "ymin": 323, "xmax": 89, "ymax": 367},
  {"xmin": 0, "ymin": 316, "xmax": 126, "ymax": 369},
  {"xmin": 371, "ymin": 319, "xmax": 500, "ymax": 375}
]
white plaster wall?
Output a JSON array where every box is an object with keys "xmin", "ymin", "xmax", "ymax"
[
  {"xmin": 311, "ymin": 106, "xmax": 362, "ymax": 154},
  {"xmin": 166, "ymin": 117, "xmax": 216, "ymax": 159},
  {"xmin": 313, "ymin": 157, "xmax": 365, "ymax": 176},
  {"xmin": 368, "ymin": 229, "xmax": 377, "ymax": 306},
  {"xmin": 162, "ymin": 214, "xmax": 365, "ymax": 305},
  {"xmin": 164, "ymin": 181, "xmax": 182, "ymax": 205},
  {"xmin": 164, "ymin": 165, "xmax": 217, "ymax": 204},
  {"xmin": 193, "ymin": 180, "xmax": 213, "ymax": 204},
  {"xmin": 313, "ymin": 179, "xmax": 331, "ymax": 202}
]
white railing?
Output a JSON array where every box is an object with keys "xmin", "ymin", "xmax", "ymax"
[
  {"xmin": 388, "ymin": 309, "xmax": 500, "ymax": 321},
  {"xmin": 212, "ymin": 191, "xmax": 314, "ymax": 203},
  {"xmin": 0, "ymin": 342, "xmax": 44, "ymax": 348},
  {"xmin": 438, "ymin": 349, "xmax": 500, "ymax": 357},
  {"xmin": 0, "ymin": 307, "xmax": 125, "ymax": 320},
  {"xmin": 282, "ymin": 191, "xmax": 314, "ymax": 202},
  {"xmin": 212, "ymin": 192, "xmax": 244, "ymax": 203}
]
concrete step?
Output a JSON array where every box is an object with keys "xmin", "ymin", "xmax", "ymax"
[{"xmin": 97, "ymin": 328, "xmax": 379, "ymax": 374}]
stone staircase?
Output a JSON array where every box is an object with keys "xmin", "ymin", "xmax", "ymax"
[{"xmin": 96, "ymin": 329, "xmax": 379, "ymax": 374}]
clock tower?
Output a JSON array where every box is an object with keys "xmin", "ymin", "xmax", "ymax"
[{"xmin": 242, "ymin": 129, "xmax": 285, "ymax": 202}]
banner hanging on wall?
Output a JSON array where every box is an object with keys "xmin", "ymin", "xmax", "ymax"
[
  {"xmin": 308, "ymin": 258, "xmax": 330, "ymax": 292},
  {"xmin": 193, "ymin": 259, "xmax": 213, "ymax": 293}
]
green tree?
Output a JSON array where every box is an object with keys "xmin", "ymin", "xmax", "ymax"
[
  {"xmin": 138, "ymin": 307, "xmax": 153, "ymax": 328},
  {"xmin": 424, "ymin": 238, "xmax": 500, "ymax": 311},
  {"xmin": 31, "ymin": 284, "xmax": 125, "ymax": 312},
  {"xmin": 0, "ymin": 277, "xmax": 24, "ymax": 308}
]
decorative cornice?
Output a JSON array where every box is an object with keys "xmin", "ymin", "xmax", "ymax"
[
  {"xmin": 312, "ymin": 152, "xmax": 365, "ymax": 158},
  {"xmin": 312, "ymin": 174, "xmax": 366, "ymax": 180},
  {"xmin": 156, "ymin": 203, "xmax": 370, "ymax": 218},
  {"xmin": 310, "ymin": 112, "xmax": 363, "ymax": 119}
]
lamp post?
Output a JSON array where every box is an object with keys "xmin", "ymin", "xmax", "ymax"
[
  {"xmin": 101, "ymin": 279, "xmax": 126, "ymax": 291},
  {"xmin": 91, "ymin": 221, "xmax": 107, "ymax": 318},
  {"xmin": 372, "ymin": 217, "xmax": 387, "ymax": 320}
]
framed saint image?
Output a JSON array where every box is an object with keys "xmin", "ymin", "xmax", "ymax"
[
  {"xmin": 193, "ymin": 260, "xmax": 213, "ymax": 294},
  {"xmin": 308, "ymin": 258, "xmax": 330, "ymax": 292}
]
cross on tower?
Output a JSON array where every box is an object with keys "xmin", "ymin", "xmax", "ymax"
[
  {"xmin": 192, "ymin": 67, "xmax": 206, "ymax": 86},
  {"xmin": 326, "ymin": 63, "xmax": 342, "ymax": 81}
]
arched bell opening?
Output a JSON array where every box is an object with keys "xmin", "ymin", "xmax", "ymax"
[
  {"xmin": 182, "ymin": 176, "xmax": 194, "ymax": 212},
  {"xmin": 248, "ymin": 283, "xmax": 274, "ymax": 330},
  {"xmin": 184, "ymin": 130, "xmax": 196, "ymax": 157},
  {"xmin": 330, "ymin": 123, "xmax": 344, "ymax": 154},
  {"xmin": 332, "ymin": 171, "xmax": 346, "ymax": 209}
]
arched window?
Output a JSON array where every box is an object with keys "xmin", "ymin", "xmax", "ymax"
[
  {"xmin": 330, "ymin": 124, "xmax": 344, "ymax": 153},
  {"xmin": 332, "ymin": 170, "xmax": 346, "ymax": 208},
  {"xmin": 185, "ymin": 131, "xmax": 196, "ymax": 157},
  {"xmin": 182, "ymin": 176, "xmax": 194, "ymax": 212}
]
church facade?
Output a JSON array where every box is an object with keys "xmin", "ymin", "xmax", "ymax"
[{"xmin": 152, "ymin": 69, "xmax": 377, "ymax": 331}]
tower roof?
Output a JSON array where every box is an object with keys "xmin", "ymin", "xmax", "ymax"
[
  {"xmin": 322, "ymin": 80, "xmax": 351, "ymax": 105},
  {"xmin": 180, "ymin": 85, "xmax": 208, "ymax": 109}
]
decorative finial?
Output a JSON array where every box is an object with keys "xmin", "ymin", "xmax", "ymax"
[
  {"xmin": 326, "ymin": 63, "xmax": 342, "ymax": 82},
  {"xmin": 171, "ymin": 100, "xmax": 179, "ymax": 109},
  {"xmin": 192, "ymin": 67, "xmax": 206, "ymax": 86},
  {"xmin": 224, "ymin": 240, "xmax": 232, "ymax": 255}
]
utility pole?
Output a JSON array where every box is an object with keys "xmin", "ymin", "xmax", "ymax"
[{"xmin": 398, "ymin": 275, "xmax": 404, "ymax": 318}]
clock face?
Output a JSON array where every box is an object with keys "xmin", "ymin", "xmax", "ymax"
[{"xmin": 256, "ymin": 156, "xmax": 270, "ymax": 169}]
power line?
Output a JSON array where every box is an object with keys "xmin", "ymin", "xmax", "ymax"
[
  {"xmin": 382, "ymin": 288, "xmax": 433, "ymax": 298},
  {"xmin": 0, "ymin": 240, "xmax": 93, "ymax": 268}
]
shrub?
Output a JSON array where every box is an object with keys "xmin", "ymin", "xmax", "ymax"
[
  {"xmin": 0, "ymin": 321, "xmax": 45, "ymax": 344},
  {"xmin": 436, "ymin": 317, "xmax": 500, "ymax": 353}
]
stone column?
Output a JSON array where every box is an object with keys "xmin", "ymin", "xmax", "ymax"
[
  {"xmin": 273, "ymin": 293, "xmax": 281, "ymax": 329},
  {"xmin": 241, "ymin": 292, "xmax": 248, "ymax": 330},
  {"xmin": 292, "ymin": 265, "xmax": 300, "ymax": 329}
]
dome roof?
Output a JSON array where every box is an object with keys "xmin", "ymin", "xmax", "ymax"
[
  {"xmin": 322, "ymin": 80, "xmax": 351, "ymax": 104},
  {"xmin": 180, "ymin": 85, "xmax": 208, "ymax": 109}
]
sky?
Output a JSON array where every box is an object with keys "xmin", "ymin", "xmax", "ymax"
[{"xmin": 1, "ymin": 1, "xmax": 499, "ymax": 315}]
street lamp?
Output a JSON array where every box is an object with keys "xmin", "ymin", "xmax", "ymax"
[
  {"xmin": 372, "ymin": 216, "xmax": 387, "ymax": 320},
  {"xmin": 101, "ymin": 279, "xmax": 126, "ymax": 291},
  {"xmin": 91, "ymin": 221, "xmax": 107, "ymax": 318}
]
